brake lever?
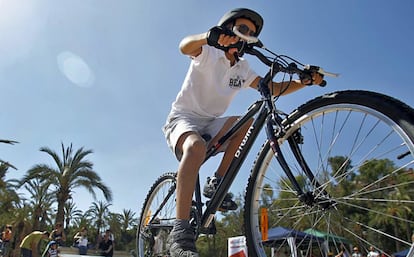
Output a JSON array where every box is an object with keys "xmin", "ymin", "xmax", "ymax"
[
  {"xmin": 304, "ymin": 65, "xmax": 340, "ymax": 78},
  {"xmin": 232, "ymin": 27, "xmax": 264, "ymax": 48}
]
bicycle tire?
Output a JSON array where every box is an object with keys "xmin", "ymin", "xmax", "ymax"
[
  {"xmin": 244, "ymin": 90, "xmax": 414, "ymax": 257},
  {"xmin": 136, "ymin": 172, "xmax": 177, "ymax": 257}
]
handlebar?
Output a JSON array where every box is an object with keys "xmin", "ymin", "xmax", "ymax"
[{"xmin": 234, "ymin": 27, "xmax": 339, "ymax": 87}]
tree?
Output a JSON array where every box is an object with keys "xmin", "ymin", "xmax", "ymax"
[
  {"xmin": 118, "ymin": 209, "xmax": 137, "ymax": 250},
  {"xmin": 0, "ymin": 139, "xmax": 19, "ymax": 215},
  {"xmin": 0, "ymin": 164, "xmax": 21, "ymax": 230},
  {"xmin": 119, "ymin": 209, "xmax": 137, "ymax": 232},
  {"xmin": 0, "ymin": 165, "xmax": 20, "ymax": 215},
  {"xmin": 21, "ymin": 178, "xmax": 54, "ymax": 230},
  {"xmin": 86, "ymin": 200, "xmax": 112, "ymax": 238},
  {"xmin": 9, "ymin": 203, "xmax": 34, "ymax": 257},
  {"xmin": 21, "ymin": 143, "xmax": 113, "ymax": 225},
  {"xmin": 64, "ymin": 200, "xmax": 83, "ymax": 232},
  {"xmin": 0, "ymin": 139, "xmax": 18, "ymax": 171},
  {"xmin": 73, "ymin": 213, "xmax": 93, "ymax": 230}
]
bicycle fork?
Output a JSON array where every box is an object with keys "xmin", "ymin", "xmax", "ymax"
[{"xmin": 265, "ymin": 116, "xmax": 336, "ymax": 209}]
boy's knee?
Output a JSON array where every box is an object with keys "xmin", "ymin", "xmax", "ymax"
[{"xmin": 183, "ymin": 139, "xmax": 206, "ymax": 160}]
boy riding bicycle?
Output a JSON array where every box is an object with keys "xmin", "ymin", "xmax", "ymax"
[{"xmin": 162, "ymin": 8, "xmax": 323, "ymax": 257}]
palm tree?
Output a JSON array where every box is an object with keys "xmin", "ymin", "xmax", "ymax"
[
  {"xmin": 73, "ymin": 213, "xmax": 94, "ymax": 235},
  {"xmin": 0, "ymin": 164, "xmax": 20, "ymax": 222},
  {"xmin": 64, "ymin": 200, "xmax": 83, "ymax": 230},
  {"xmin": 21, "ymin": 142, "xmax": 113, "ymax": 225},
  {"xmin": 119, "ymin": 209, "xmax": 137, "ymax": 232},
  {"xmin": 0, "ymin": 139, "xmax": 20, "ymax": 226},
  {"xmin": 86, "ymin": 200, "xmax": 112, "ymax": 237},
  {"xmin": 0, "ymin": 163, "xmax": 18, "ymax": 206},
  {"xmin": 10, "ymin": 203, "xmax": 33, "ymax": 256},
  {"xmin": 117, "ymin": 209, "xmax": 137, "ymax": 250},
  {"xmin": 21, "ymin": 178, "xmax": 55, "ymax": 230},
  {"xmin": 0, "ymin": 139, "xmax": 18, "ymax": 170}
]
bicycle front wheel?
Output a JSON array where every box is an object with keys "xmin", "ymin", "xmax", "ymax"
[
  {"xmin": 136, "ymin": 172, "xmax": 177, "ymax": 257},
  {"xmin": 245, "ymin": 90, "xmax": 414, "ymax": 257}
]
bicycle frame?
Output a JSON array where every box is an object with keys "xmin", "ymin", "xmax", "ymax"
[
  {"xmin": 197, "ymin": 98, "xmax": 268, "ymax": 229},
  {"xmin": 195, "ymin": 77, "xmax": 311, "ymax": 231}
]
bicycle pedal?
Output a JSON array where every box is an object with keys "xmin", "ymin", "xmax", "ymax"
[
  {"xmin": 206, "ymin": 200, "xmax": 236, "ymax": 212},
  {"xmin": 207, "ymin": 222, "xmax": 217, "ymax": 235},
  {"xmin": 198, "ymin": 216, "xmax": 217, "ymax": 235}
]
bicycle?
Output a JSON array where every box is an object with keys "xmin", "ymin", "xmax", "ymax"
[{"xmin": 136, "ymin": 29, "xmax": 414, "ymax": 257}]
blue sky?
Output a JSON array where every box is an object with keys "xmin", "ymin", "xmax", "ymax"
[{"xmin": 1, "ymin": 1, "xmax": 413, "ymax": 216}]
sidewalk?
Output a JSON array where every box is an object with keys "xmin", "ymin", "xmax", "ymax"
[{"xmin": 59, "ymin": 246, "xmax": 131, "ymax": 257}]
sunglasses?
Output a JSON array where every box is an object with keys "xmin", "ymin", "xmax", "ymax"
[{"xmin": 234, "ymin": 24, "xmax": 256, "ymax": 37}]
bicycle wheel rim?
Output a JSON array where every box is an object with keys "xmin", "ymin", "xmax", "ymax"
[
  {"xmin": 136, "ymin": 173, "xmax": 176, "ymax": 257},
  {"xmin": 245, "ymin": 91, "xmax": 414, "ymax": 257}
]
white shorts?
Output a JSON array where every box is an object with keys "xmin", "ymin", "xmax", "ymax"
[{"xmin": 163, "ymin": 114, "xmax": 232, "ymax": 160}]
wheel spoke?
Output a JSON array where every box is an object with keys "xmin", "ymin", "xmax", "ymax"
[{"xmin": 136, "ymin": 173, "xmax": 176, "ymax": 257}]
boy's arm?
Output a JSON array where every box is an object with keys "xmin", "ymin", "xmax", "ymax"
[
  {"xmin": 249, "ymin": 73, "xmax": 323, "ymax": 96},
  {"xmin": 179, "ymin": 27, "xmax": 240, "ymax": 58},
  {"xmin": 179, "ymin": 33, "xmax": 208, "ymax": 58},
  {"xmin": 270, "ymin": 81, "xmax": 307, "ymax": 96}
]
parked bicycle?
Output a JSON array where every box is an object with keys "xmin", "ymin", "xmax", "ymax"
[{"xmin": 136, "ymin": 30, "xmax": 414, "ymax": 257}]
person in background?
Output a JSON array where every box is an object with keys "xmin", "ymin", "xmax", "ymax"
[
  {"xmin": 107, "ymin": 229, "xmax": 115, "ymax": 251},
  {"xmin": 97, "ymin": 229, "xmax": 115, "ymax": 252},
  {"xmin": 335, "ymin": 244, "xmax": 349, "ymax": 257},
  {"xmin": 73, "ymin": 227, "xmax": 89, "ymax": 255},
  {"xmin": 41, "ymin": 241, "xmax": 59, "ymax": 257},
  {"xmin": 352, "ymin": 247, "xmax": 362, "ymax": 257},
  {"xmin": 1, "ymin": 225, "xmax": 12, "ymax": 257},
  {"xmin": 98, "ymin": 230, "xmax": 113, "ymax": 257},
  {"xmin": 367, "ymin": 246, "xmax": 379, "ymax": 257},
  {"xmin": 49, "ymin": 223, "xmax": 66, "ymax": 246},
  {"xmin": 20, "ymin": 231, "xmax": 50, "ymax": 257}
]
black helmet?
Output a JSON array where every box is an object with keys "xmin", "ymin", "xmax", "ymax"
[{"xmin": 218, "ymin": 8, "xmax": 263, "ymax": 36}]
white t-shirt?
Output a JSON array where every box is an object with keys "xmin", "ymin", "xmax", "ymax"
[
  {"xmin": 168, "ymin": 45, "xmax": 258, "ymax": 119},
  {"xmin": 367, "ymin": 251, "xmax": 379, "ymax": 257},
  {"xmin": 77, "ymin": 237, "xmax": 88, "ymax": 247},
  {"xmin": 48, "ymin": 248, "xmax": 58, "ymax": 257}
]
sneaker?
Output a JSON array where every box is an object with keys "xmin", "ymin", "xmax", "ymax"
[
  {"xmin": 167, "ymin": 226, "xmax": 199, "ymax": 257},
  {"xmin": 203, "ymin": 176, "xmax": 238, "ymax": 211}
]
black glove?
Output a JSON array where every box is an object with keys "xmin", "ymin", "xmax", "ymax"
[
  {"xmin": 206, "ymin": 26, "xmax": 236, "ymax": 51},
  {"xmin": 299, "ymin": 70, "xmax": 326, "ymax": 87}
]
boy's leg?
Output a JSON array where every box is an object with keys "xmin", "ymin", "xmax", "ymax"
[
  {"xmin": 203, "ymin": 117, "xmax": 253, "ymax": 211},
  {"xmin": 175, "ymin": 132, "xmax": 206, "ymax": 219},
  {"xmin": 214, "ymin": 117, "xmax": 253, "ymax": 177},
  {"xmin": 169, "ymin": 132, "xmax": 205, "ymax": 257}
]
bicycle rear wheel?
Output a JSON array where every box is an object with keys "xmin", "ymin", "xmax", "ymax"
[
  {"xmin": 136, "ymin": 172, "xmax": 177, "ymax": 257},
  {"xmin": 245, "ymin": 90, "xmax": 414, "ymax": 257}
]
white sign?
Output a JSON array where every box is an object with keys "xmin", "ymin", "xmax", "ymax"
[{"xmin": 228, "ymin": 236, "xmax": 248, "ymax": 257}]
